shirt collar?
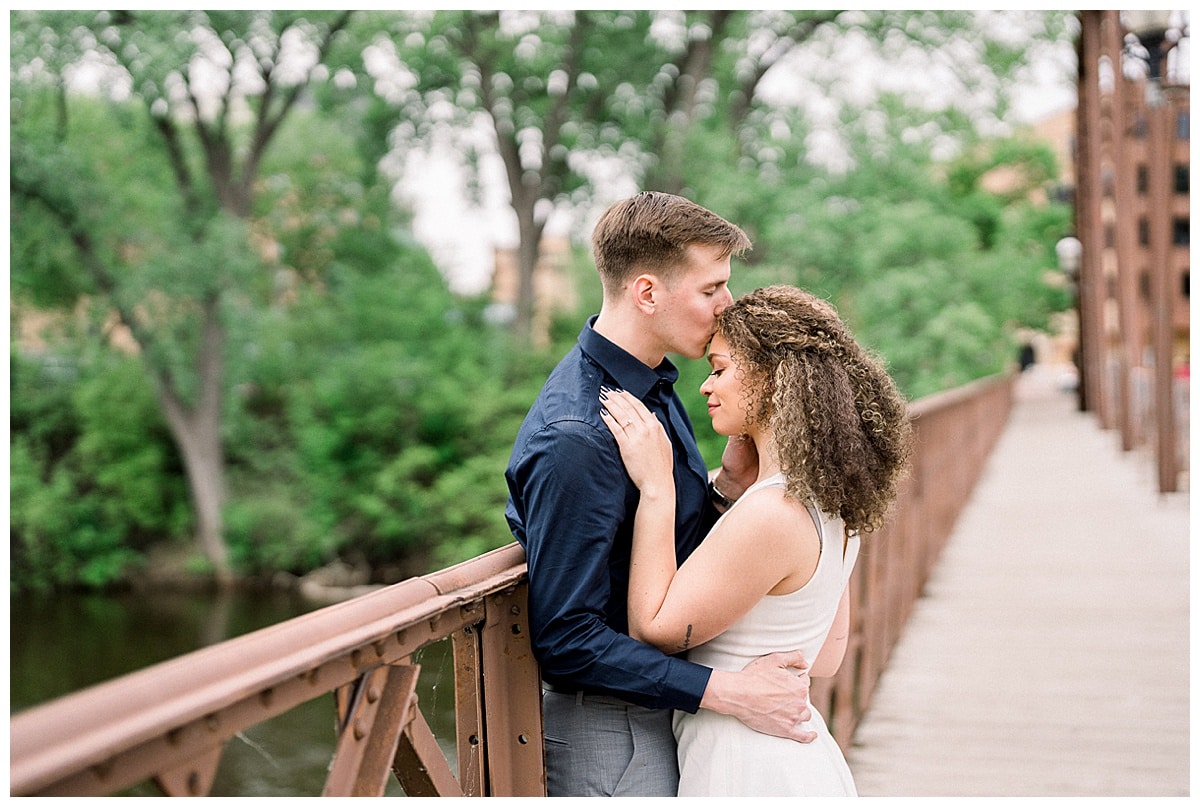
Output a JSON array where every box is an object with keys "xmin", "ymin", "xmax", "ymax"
[{"xmin": 578, "ymin": 315, "xmax": 679, "ymax": 399}]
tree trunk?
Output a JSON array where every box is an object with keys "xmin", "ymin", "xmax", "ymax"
[
  {"xmin": 166, "ymin": 410, "xmax": 231, "ymax": 585},
  {"xmin": 513, "ymin": 203, "xmax": 547, "ymax": 348},
  {"xmin": 489, "ymin": 106, "xmax": 547, "ymax": 348},
  {"xmin": 154, "ymin": 298, "xmax": 232, "ymax": 585}
]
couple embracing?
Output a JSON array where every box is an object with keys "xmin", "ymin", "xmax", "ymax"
[{"xmin": 504, "ymin": 192, "xmax": 912, "ymax": 797}]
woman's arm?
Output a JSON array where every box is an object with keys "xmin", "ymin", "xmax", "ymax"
[
  {"xmin": 599, "ymin": 388, "xmax": 680, "ymax": 644},
  {"xmin": 810, "ymin": 584, "xmax": 850, "ymax": 678},
  {"xmin": 601, "ymin": 390, "xmax": 818, "ymax": 653}
]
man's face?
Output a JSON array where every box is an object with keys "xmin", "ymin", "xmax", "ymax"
[{"xmin": 653, "ymin": 243, "xmax": 734, "ymax": 360}]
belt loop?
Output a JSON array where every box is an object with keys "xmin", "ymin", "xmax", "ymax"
[{"xmin": 576, "ymin": 690, "xmax": 584, "ymax": 706}]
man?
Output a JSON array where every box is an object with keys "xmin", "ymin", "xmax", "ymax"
[{"xmin": 505, "ymin": 192, "xmax": 816, "ymax": 797}]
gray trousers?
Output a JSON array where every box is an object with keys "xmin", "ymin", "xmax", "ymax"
[{"xmin": 541, "ymin": 689, "xmax": 679, "ymax": 797}]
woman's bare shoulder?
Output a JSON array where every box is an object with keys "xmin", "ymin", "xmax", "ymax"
[{"xmin": 717, "ymin": 484, "xmax": 818, "ymax": 545}]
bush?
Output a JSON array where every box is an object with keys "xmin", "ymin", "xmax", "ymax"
[{"xmin": 10, "ymin": 350, "xmax": 190, "ymax": 592}]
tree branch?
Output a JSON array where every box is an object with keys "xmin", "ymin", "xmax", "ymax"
[
  {"xmin": 459, "ymin": 13, "xmax": 529, "ymax": 209},
  {"xmin": 150, "ymin": 110, "xmax": 202, "ymax": 221},
  {"xmin": 729, "ymin": 11, "xmax": 843, "ymax": 126},
  {"xmin": 11, "ymin": 151, "xmax": 157, "ymax": 366},
  {"xmin": 242, "ymin": 11, "xmax": 354, "ymax": 202},
  {"xmin": 648, "ymin": 10, "xmax": 735, "ymax": 191},
  {"xmin": 537, "ymin": 12, "xmax": 590, "ymax": 202}
]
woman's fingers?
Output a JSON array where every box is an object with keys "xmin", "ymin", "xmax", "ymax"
[
  {"xmin": 600, "ymin": 388, "xmax": 659, "ymax": 442},
  {"xmin": 599, "ymin": 388, "xmax": 631, "ymax": 442},
  {"xmin": 599, "ymin": 403, "xmax": 624, "ymax": 440},
  {"xmin": 599, "ymin": 388, "xmax": 674, "ymax": 492},
  {"xmin": 600, "ymin": 387, "xmax": 634, "ymax": 427}
]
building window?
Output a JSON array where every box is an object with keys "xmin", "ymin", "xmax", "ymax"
[
  {"xmin": 1140, "ymin": 270, "xmax": 1151, "ymax": 302},
  {"xmin": 1183, "ymin": 270, "xmax": 1190, "ymax": 300},
  {"xmin": 1173, "ymin": 218, "xmax": 1190, "ymax": 246},
  {"xmin": 1137, "ymin": 165, "xmax": 1149, "ymax": 194},
  {"xmin": 1105, "ymin": 224, "xmax": 1115, "ymax": 248},
  {"xmin": 1176, "ymin": 165, "xmax": 1190, "ymax": 194},
  {"xmin": 1178, "ymin": 110, "xmax": 1190, "ymax": 140},
  {"xmin": 1132, "ymin": 112, "xmax": 1147, "ymax": 139},
  {"xmin": 1101, "ymin": 166, "xmax": 1115, "ymax": 197},
  {"xmin": 1139, "ymin": 218, "xmax": 1150, "ymax": 246}
]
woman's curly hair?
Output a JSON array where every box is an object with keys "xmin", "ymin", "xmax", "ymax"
[{"xmin": 717, "ymin": 285, "xmax": 913, "ymax": 534}]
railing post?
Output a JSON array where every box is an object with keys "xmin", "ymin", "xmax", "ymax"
[
  {"xmin": 452, "ymin": 623, "xmax": 487, "ymax": 795},
  {"xmin": 478, "ymin": 585, "xmax": 545, "ymax": 796}
]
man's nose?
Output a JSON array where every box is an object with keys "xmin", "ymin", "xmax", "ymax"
[{"xmin": 714, "ymin": 287, "xmax": 733, "ymax": 312}]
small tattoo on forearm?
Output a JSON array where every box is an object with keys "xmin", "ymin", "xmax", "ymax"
[{"xmin": 683, "ymin": 624, "xmax": 694, "ymax": 649}]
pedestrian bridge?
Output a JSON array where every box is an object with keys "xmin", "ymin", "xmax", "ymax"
[
  {"xmin": 846, "ymin": 364, "xmax": 1189, "ymax": 797},
  {"xmin": 9, "ymin": 366, "xmax": 1188, "ymax": 797}
]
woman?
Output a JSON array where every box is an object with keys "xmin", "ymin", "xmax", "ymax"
[{"xmin": 599, "ymin": 285, "xmax": 912, "ymax": 796}]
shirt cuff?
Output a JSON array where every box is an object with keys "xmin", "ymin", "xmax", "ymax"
[{"xmin": 665, "ymin": 656, "xmax": 713, "ymax": 714}]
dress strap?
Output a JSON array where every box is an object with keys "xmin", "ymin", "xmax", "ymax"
[
  {"xmin": 737, "ymin": 473, "xmax": 827, "ymax": 547},
  {"xmin": 842, "ymin": 535, "xmax": 861, "ymax": 584},
  {"xmin": 738, "ymin": 472, "xmax": 786, "ymax": 498}
]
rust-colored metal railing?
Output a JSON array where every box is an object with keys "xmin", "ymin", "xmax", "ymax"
[
  {"xmin": 812, "ymin": 372, "xmax": 1016, "ymax": 744},
  {"xmin": 9, "ymin": 543, "xmax": 543, "ymax": 797},
  {"xmin": 10, "ymin": 372, "xmax": 1014, "ymax": 796}
]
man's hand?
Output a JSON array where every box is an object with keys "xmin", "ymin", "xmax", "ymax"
[
  {"xmin": 715, "ymin": 434, "xmax": 759, "ymax": 501},
  {"xmin": 698, "ymin": 650, "xmax": 817, "ymax": 743}
]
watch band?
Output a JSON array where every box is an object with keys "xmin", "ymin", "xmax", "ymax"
[{"xmin": 708, "ymin": 477, "xmax": 736, "ymax": 509}]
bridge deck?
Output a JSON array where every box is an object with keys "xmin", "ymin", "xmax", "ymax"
[{"xmin": 845, "ymin": 364, "xmax": 1190, "ymax": 797}]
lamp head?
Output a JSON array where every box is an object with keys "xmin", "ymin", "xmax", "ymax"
[{"xmin": 1122, "ymin": 10, "xmax": 1184, "ymax": 80}]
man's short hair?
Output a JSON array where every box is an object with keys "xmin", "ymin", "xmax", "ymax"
[{"xmin": 591, "ymin": 191, "xmax": 751, "ymax": 291}]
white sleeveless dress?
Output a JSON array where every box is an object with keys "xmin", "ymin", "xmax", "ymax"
[{"xmin": 674, "ymin": 473, "xmax": 860, "ymax": 796}]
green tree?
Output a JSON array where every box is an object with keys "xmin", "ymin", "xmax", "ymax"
[
  {"xmin": 383, "ymin": 11, "xmax": 662, "ymax": 346},
  {"xmin": 381, "ymin": 11, "xmax": 1071, "ymax": 348},
  {"xmin": 760, "ymin": 106, "xmax": 1073, "ymax": 397},
  {"xmin": 11, "ymin": 11, "xmax": 355, "ymax": 582},
  {"xmin": 8, "ymin": 11, "xmax": 1077, "ymax": 591},
  {"xmin": 222, "ymin": 246, "xmax": 554, "ymax": 578}
]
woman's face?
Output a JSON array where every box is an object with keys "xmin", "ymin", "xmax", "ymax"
[{"xmin": 700, "ymin": 333, "xmax": 755, "ymax": 436}]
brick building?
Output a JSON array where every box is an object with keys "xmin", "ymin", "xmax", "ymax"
[{"xmin": 1075, "ymin": 10, "xmax": 1190, "ymax": 492}]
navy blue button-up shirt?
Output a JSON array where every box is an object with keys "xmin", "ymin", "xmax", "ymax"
[{"xmin": 505, "ymin": 317, "xmax": 718, "ymax": 713}]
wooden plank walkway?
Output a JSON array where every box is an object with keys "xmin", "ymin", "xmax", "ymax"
[{"xmin": 845, "ymin": 364, "xmax": 1190, "ymax": 797}]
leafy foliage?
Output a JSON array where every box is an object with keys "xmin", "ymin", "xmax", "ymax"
[
  {"xmin": 10, "ymin": 350, "xmax": 192, "ymax": 593},
  {"xmin": 221, "ymin": 240, "xmax": 554, "ymax": 578},
  {"xmin": 10, "ymin": 10, "xmax": 1076, "ymax": 590}
]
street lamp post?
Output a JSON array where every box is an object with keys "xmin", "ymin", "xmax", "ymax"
[
  {"xmin": 1056, "ymin": 235, "xmax": 1084, "ymax": 408},
  {"xmin": 1075, "ymin": 12, "xmax": 1107, "ymax": 419},
  {"xmin": 1122, "ymin": 10, "xmax": 1183, "ymax": 493}
]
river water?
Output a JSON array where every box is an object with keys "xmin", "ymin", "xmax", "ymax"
[{"xmin": 10, "ymin": 588, "xmax": 460, "ymax": 796}]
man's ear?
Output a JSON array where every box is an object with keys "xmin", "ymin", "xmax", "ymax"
[{"xmin": 631, "ymin": 273, "xmax": 659, "ymax": 315}]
